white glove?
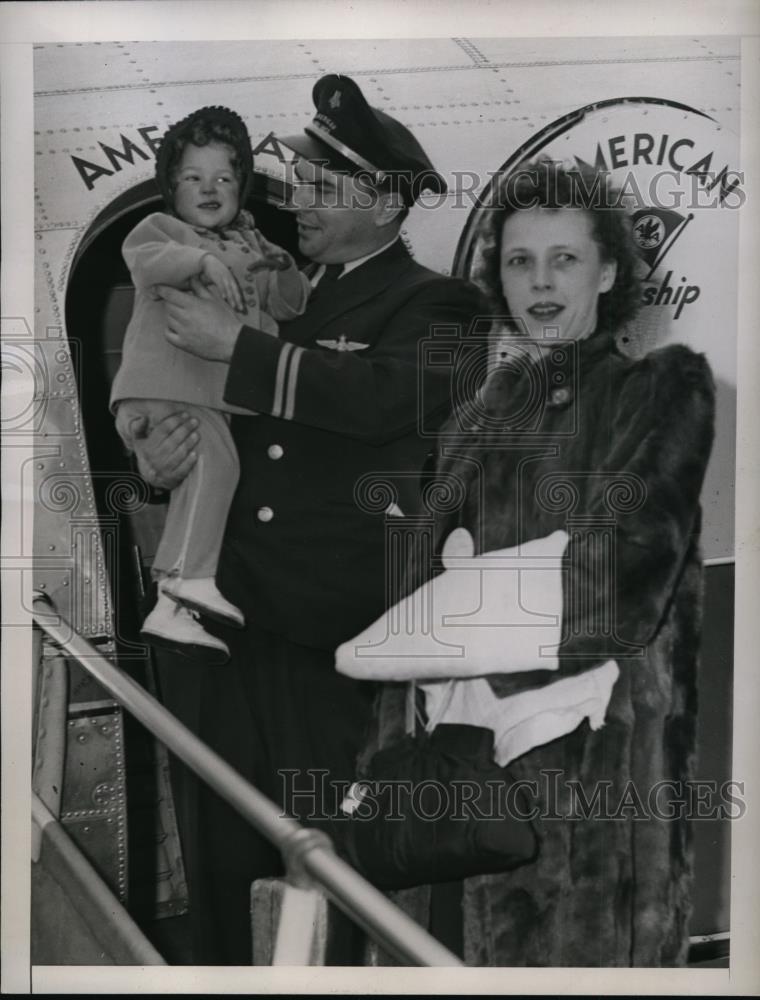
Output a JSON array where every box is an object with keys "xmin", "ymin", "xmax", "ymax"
[{"xmin": 335, "ymin": 527, "xmax": 568, "ymax": 681}]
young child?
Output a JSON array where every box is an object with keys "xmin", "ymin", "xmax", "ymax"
[{"xmin": 110, "ymin": 106, "xmax": 309, "ymax": 663}]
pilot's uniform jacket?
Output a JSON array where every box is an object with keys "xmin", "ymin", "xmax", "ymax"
[
  {"xmin": 366, "ymin": 328, "xmax": 716, "ymax": 967},
  {"xmin": 110, "ymin": 209, "xmax": 309, "ymax": 579},
  {"xmin": 159, "ymin": 237, "xmax": 484, "ymax": 963},
  {"xmin": 218, "ymin": 237, "xmax": 483, "ymax": 649}
]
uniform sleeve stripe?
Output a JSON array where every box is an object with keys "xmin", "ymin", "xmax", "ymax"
[
  {"xmin": 283, "ymin": 346, "xmax": 304, "ymax": 421},
  {"xmin": 272, "ymin": 341, "xmax": 295, "ymax": 418}
]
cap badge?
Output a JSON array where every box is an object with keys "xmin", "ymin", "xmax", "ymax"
[
  {"xmin": 329, "ymin": 89, "xmax": 342, "ymax": 109},
  {"xmin": 316, "ymin": 334, "xmax": 369, "ymax": 353}
]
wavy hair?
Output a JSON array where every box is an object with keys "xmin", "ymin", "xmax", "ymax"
[{"xmin": 474, "ymin": 159, "xmax": 642, "ymax": 334}]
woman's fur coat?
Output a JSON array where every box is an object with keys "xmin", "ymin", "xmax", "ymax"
[{"xmin": 364, "ymin": 329, "xmax": 715, "ymax": 966}]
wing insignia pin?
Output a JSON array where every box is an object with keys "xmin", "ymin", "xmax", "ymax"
[{"xmin": 316, "ymin": 334, "xmax": 370, "ymax": 352}]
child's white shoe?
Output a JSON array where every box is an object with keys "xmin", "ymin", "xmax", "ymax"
[
  {"xmin": 161, "ymin": 576, "xmax": 245, "ymax": 629},
  {"xmin": 142, "ymin": 592, "xmax": 230, "ymax": 665}
]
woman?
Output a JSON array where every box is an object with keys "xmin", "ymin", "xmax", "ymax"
[{"xmin": 356, "ymin": 160, "xmax": 716, "ymax": 966}]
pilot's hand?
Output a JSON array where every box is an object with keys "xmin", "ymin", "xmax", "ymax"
[
  {"xmin": 157, "ymin": 278, "xmax": 243, "ymax": 362},
  {"xmin": 126, "ymin": 410, "xmax": 200, "ymax": 491},
  {"xmin": 200, "ymin": 254, "xmax": 245, "ymax": 312}
]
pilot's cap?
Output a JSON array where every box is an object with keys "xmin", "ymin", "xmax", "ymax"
[
  {"xmin": 279, "ymin": 74, "xmax": 447, "ymax": 205},
  {"xmin": 155, "ymin": 105, "xmax": 254, "ymax": 209}
]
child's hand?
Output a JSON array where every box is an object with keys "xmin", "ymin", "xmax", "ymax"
[
  {"xmin": 248, "ymin": 229, "xmax": 294, "ymax": 272},
  {"xmin": 200, "ymin": 254, "xmax": 245, "ymax": 312}
]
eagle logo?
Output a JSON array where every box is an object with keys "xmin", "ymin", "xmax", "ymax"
[
  {"xmin": 633, "ymin": 214, "xmax": 665, "ymax": 250},
  {"xmin": 630, "ymin": 206, "xmax": 694, "ymax": 279},
  {"xmin": 329, "ymin": 90, "xmax": 342, "ymax": 110}
]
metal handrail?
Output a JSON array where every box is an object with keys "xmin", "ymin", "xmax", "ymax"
[{"xmin": 32, "ymin": 596, "xmax": 462, "ymax": 967}]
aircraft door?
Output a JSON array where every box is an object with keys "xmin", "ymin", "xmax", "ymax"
[{"xmin": 63, "ymin": 176, "xmax": 301, "ymax": 937}]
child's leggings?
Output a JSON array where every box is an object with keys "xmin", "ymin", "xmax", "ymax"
[{"xmin": 116, "ymin": 398, "xmax": 240, "ymax": 579}]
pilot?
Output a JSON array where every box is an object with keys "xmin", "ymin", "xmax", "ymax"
[{"xmin": 128, "ymin": 74, "xmax": 483, "ymax": 964}]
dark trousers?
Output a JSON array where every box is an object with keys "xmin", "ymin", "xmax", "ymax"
[{"xmin": 156, "ymin": 624, "xmax": 376, "ymax": 964}]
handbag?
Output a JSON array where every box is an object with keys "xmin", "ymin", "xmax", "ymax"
[{"xmin": 337, "ymin": 682, "xmax": 538, "ymax": 890}]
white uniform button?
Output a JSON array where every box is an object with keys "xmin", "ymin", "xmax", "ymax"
[
  {"xmin": 257, "ymin": 506, "xmax": 274, "ymax": 522},
  {"xmin": 267, "ymin": 444, "xmax": 284, "ymax": 460}
]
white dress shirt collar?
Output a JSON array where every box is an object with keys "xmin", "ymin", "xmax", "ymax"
[{"xmin": 312, "ymin": 235, "xmax": 400, "ymax": 285}]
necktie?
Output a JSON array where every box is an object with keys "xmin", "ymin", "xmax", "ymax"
[{"xmin": 312, "ymin": 263, "xmax": 344, "ymax": 298}]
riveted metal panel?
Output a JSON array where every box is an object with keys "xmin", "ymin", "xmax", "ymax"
[
  {"xmin": 61, "ymin": 712, "xmax": 128, "ymax": 902},
  {"xmin": 30, "ymin": 113, "xmax": 189, "ymax": 921},
  {"xmin": 30, "ymin": 314, "xmax": 112, "ymax": 644},
  {"xmin": 29, "ymin": 211, "xmax": 132, "ymax": 909}
]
